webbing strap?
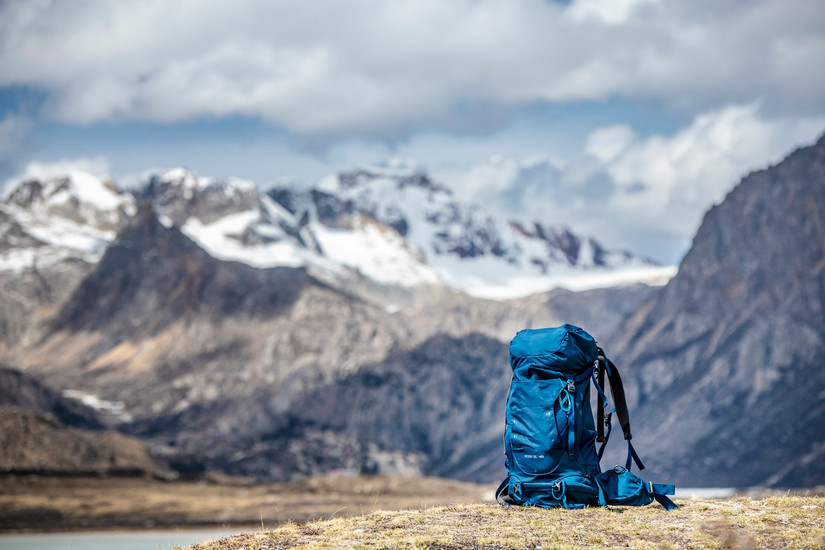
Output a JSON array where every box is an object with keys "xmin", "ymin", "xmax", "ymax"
[
  {"xmin": 495, "ymin": 476, "xmax": 510, "ymax": 506},
  {"xmin": 653, "ymin": 494, "xmax": 679, "ymax": 511},
  {"xmin": 649, "ymin": 481, "xmax": 678, "ymax": 510},
  {"xmin": 595, "ymin": 478, "xmax": 607, "ymax": 508},
  {"xmin": 559, "ymin": 383, "xmax": 576, "ymax": 461},
  {"xmin": 592, "ymin": 373, "xmax": 608, "ymax": 409},
  {"xmin": 597, "ymin": 411, "xmax": 613, "ymax": 461},
  {"xmin": 566, "ymin": 393, "xmax": 576, "ymax": 461},
  {"xmin": 650, "ymin": 483, "xmax": 675, "ymax": 496},
  {"xmin": 625, "ymin": 440, "xmax": 645, "ymax": 471}
]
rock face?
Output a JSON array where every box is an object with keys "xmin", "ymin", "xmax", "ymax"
[
  {"xmin": 0, "ymin": 367, "xmax": 172, "ymax": 477},
  {"xmin": 0, "ymin": 366, "xmax": 102, "ymax": 430},
  {"xmin": 284, "ymin": 333, "xmax": 511, "ymax": 482},
  {"xmin": 609, "ymin": 133, "xmax": 825, "ymax": 487}
]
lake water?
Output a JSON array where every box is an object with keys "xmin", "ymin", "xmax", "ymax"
[
  {"xmin": 673, "ymin": 487, "xmax": 737, "ymax": 498},
  {"xmin": 0, "ymin": 528, "xmax": 246, "ymax": 550}
]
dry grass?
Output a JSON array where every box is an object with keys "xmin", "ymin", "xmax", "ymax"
[
  {"xmin": 4, "ymin": 476, "xmax": 824, "ymax": 548},
  {"xmin": 186, "ymin": 496, "xmax": 825, "ymax": 550}
]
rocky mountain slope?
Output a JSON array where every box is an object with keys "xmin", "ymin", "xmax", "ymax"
[
  {"xmin": 5, "ymin": 201, "xmax": 651, "ymax": 479},
  {"xmin": 608, "ymin": 133, "xmax": 825, "ymax": 488},
  {"xmin": 0, "ymin": 163, "xmax": 663, "ymax": 480},
  {"xmin": 0, "ymin": 366, "xmax": 171, "ymax": 477}
]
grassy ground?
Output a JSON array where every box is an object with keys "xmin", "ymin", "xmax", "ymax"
[{"xmin": 185, "ymin": 496, "xmax": 825, "ymax": 550}]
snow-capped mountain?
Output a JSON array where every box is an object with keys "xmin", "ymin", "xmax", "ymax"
[
  {"xmin": 0, "ymin": 171, "xmax": 136, "ymax": 271},
  {"xmin": 1, "ymin": 165, "xmax": 673, "ymax": 299},
  {"xmin": 270, "ymin": 164, "xmax": 672, "ymax": 297}
]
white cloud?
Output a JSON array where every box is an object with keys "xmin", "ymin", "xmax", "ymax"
[
  {"xmin": 0, "ymin": 112, "xmax": 33, "ymax": 157},
  {"xmin": 566, "ymin": 0, "xmax": 662, "ymax": 25},
  {"xmin": 585, "ymin": 125, "xmax": 636, "ymax": 163},
  {"xmin": 446, "ymin": 105, "xmax": 825, "ymax": 263},
  {"xmin": 1, "ymin": 0, "xmax": 823, "ymax": 136},
  {"xmin": 0, "ymin": 111, "xmax": 35, "ymax": 186},
  {"xmin": 600, "ymin": 105, "xmax": 825, "ymax": 237}
]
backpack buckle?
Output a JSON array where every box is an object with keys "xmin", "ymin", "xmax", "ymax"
[
  {"xmin": 552, "ymin": 481, "xmax": 564, "ymax": 499},
  {"xmin": 567, "ymin": 379, "xmax": 575, "ymax": 393}
]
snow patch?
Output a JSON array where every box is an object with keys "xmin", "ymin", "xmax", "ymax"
[
  {"xmin": 65, "ymin": 171, "xmax": 124, "ymax": 211},
  {"xmin": 62, "ymin": 389, "xmax": 133, "ymax": 422},
  {"xmin": 182, "ymin": 213, "xmax": 308, "ymax": 268},
  {"xmin": 449, "ymin": 264, "xmax": 677, "ymax": 300},
  {"xmin": 312, "ymin": 219, "xmax": 441, "ymax": 287}
]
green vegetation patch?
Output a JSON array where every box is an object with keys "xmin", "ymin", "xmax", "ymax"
[{"xmin": 187, "ymin": 496, "xmax": 825, "ymax": 549}]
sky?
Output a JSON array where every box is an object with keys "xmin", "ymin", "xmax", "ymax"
[{"xmin": 1, "ymin": 0, "xmax": 824, "ymax": 264}]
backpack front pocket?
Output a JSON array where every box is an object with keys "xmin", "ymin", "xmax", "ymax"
[{"xmin": 507, "ymin": 377, "xmax": 567, "ymax": 475}]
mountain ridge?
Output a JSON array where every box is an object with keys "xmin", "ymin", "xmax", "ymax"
[
  {"xmin": 606, "ymin": 132, "xmax": 825, "ymax": 487},
  {"xmin": 2, "ymin": 163, "xmax": 671, "ymax": 301}
]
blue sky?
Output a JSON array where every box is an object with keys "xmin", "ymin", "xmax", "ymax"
[{"xmin": 2, "ymin": 0, "xmax": 824, "ymax": 263}]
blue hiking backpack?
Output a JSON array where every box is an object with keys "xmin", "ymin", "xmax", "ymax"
[{"xmin": 496, "ymin": 324, "xmax": 677, "ymax": 511}]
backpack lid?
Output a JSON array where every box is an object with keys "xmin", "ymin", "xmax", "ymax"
[{"xmin": 509, "ymin": 324, "xmax": 597, "ymax": 374}]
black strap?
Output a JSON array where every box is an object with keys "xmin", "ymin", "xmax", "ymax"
[
  {"xmin": 596, "ymin": 350, "xmax": 606, "ymax": 442},
  {"xmin": 605, "ymin": 357, "xmax": 633, "ymax": 441}
]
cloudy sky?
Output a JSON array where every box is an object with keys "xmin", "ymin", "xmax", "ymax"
[{"xmin": 2, "ymin": 0, "xmax": 824, "ymax": 263}]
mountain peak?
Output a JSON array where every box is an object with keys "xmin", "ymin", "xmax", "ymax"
[
  {"xmin": 142, "ymin": 168, "xmax": 260, "ymax": 227},
  {"xmin": 152, "ymin": 167, "xmax": 204, "ymax": 191},
  {"xmin": 152, "ymin": 167, "xmax": 256, "ymax": 195},
  {"xmin": 0, "ymin": 170, "xmax": 135, "ymax": 271},
  {"xmin": 5, "ymin": 170, "xmax": 129, "ymax": 217}
]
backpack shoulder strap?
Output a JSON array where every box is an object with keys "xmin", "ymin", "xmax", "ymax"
[
  {"xmin": 595, "ymin": 351, "xmax": 606, "ymax": 443},
  {"xmin": 604, "ymin": 356, "xmax": 632, "ymax": 441},
  {"xmin": 599, "ymin": 350, "xmax": 646, "ymax": 471}
]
